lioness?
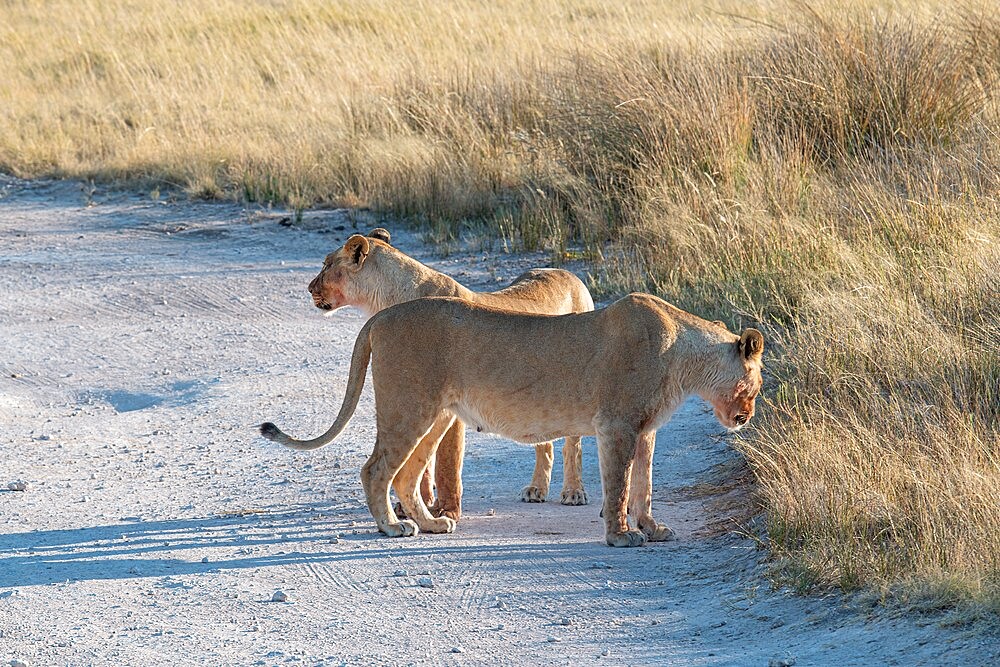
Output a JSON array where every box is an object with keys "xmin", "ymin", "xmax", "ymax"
[
  {"xmin": 305, "ymin": 228, "xmax": 594, "ymax": 519},
  {"xmin": 261, "ymin": 294, "xmax": 764, "ymax": 547}
]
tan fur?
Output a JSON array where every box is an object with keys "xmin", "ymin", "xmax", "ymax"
[
  {"xmin": 261, "ymin": 293, "xmax": 764, "ymax": 547},
  {"xmin": 304, "ymin": 229, "xmax": 595, "ymax": 518}
]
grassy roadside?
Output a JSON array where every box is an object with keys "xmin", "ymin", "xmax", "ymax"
[{"xmin": 2, "ymin": 0, "xmax": 997, "ymax": 618}]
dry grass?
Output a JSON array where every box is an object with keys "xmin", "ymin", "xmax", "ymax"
[{"xmin": 2, "ymin": 1, "xmax": 997, "ymax": 617}]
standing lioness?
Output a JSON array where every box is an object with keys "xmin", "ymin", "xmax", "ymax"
[
  {"xmin": 261, "ymin": 294, "xmax": 764, "ymax": 547},
  {"xmin": 306, "ymin": 228, "xmax": 594, "ymax": 520}
]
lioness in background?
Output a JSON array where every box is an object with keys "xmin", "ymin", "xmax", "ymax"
[
  {"xmin": 261, "ymin": 293, "xmax": 764, "ymax": 547},
  {"xmin": 303, "ymin": 228, "xmax": 594, "ymax": 520}
]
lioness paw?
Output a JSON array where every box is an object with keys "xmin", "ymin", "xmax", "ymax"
[
  {"xmin": 424, "ymin": 516, "xmax": 457, "ymax": 534},
  {"xmin": 382, "ymin": 520, "xmax": 419, "ymax": 538},
  {"xmin": 642, "ymin": 522, "xmax": 676, "ymax": 542},
  {"xmin": 520, "ymin": 485, "xmax": 548, "ymax": 503},
  {"xmin": 560, "ymin": 487, "xmax": 588, "ymax": 505},
  {"xmin": 606, "ymin": 529, "xmax": 647, "ymax": 548},
  {"xmin": 429, "ymin": 503, "xmax": 462, "ymax": 522}
]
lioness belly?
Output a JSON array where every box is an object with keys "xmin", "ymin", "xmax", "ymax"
[{"xmin": 448, "ymin": 394, "xmax": 593, "ymax": 445}]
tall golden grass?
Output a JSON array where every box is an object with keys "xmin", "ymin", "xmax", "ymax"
[{"xmin": 2, "ymin": 1, "xmax": 997, "ymax": 616}]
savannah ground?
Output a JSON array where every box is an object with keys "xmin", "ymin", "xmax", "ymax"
[
  {"xmin": 1, "ymin": 0, "xmax": 998, "ymax": 650},
  {"xmin": 0, "ymin": 176, "xmax": 995, "ymax": 665}
]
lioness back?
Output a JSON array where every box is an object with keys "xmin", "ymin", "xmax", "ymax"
[
  {"xmin": 480, "ymin": 268, "xmax": 595, "ymax": 316},
  {"xmin": 367, "ymin": 295, "xmax": 686, "ymax": 444}
]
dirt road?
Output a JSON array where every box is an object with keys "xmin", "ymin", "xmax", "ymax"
[{"xmin": 0, "ymin": 176, "xmax": 993, "ymax": 665}]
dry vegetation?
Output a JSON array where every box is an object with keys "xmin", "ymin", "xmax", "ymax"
[{"xmin": 1, "ymin": 1, "xmax": 997, "ymax": 617}]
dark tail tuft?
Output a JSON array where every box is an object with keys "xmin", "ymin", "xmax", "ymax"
[{"xmin": 259, "ymin": 422, "xmax": 281, "ymax": 439}]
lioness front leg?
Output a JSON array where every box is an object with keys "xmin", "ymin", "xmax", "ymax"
[
  {"xmin": 559, "ymin": 436, "xmax": 588, "ymax": 505},
  {"xmin": 394, "ymin": 414, "xmax": 457, "ymax": 534},
  {"xmin": 430, "ymin": 420, "xmax": 465, "ymax": 521},
  {"xmin": 628, "ymin": 431, "xmax": 674, "ymax": 541},
  {"xmin": 520, "ymin": 442, "xmax": 553, "ymax": 503},
  {"xmin": 597, "ymin": 425, "xmax": 646, "ymax": 548}
]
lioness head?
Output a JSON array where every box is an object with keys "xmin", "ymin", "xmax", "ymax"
[
  {"xmin": 705, "ymin": 328, "xmax": 764, "ymax": 431},
  {"xmin": 307, "ymin": 228, "xmax": 392, "ymax": 315}
]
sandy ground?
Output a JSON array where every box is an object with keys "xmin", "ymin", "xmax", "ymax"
[{"xmin": 0, "ymin": 175, "xmax": 995, "ymax": 666}]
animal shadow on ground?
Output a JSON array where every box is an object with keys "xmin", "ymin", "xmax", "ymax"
[{"xmin": 0, "ymin": 503, "xmax": 622, "ymax": 590}]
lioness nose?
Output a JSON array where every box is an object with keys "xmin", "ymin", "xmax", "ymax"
[{"xmin": 734, "ymin": 413, "xmax": 748, "ymax": 425}]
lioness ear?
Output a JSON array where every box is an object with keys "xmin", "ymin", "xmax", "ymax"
[
  {"xmin": 367, "ymin": 228, "xmax": 391, "ymax": 244},
  {"xmin": 739, "ymin": 328, "xmax": 764, "ymax": 361},
  {"xmin": 344, "ymin": 235, "xmax": 371, "ymax": 268}
]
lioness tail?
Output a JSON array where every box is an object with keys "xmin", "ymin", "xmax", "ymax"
[{"xmin": 259, "ymin": 318, "xmax": 374, "ymax": 450}]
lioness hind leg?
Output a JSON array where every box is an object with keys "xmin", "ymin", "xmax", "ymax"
[
  {"xmin": 361, "ymin": 445, "xmax": 418, "ymax": 538},
  {"xmin": 394, "ymin": 414, "xmax": 457, "ymax": 534},
  {"xmin": 520, "ymin": 442, "xmax": 554, "ymax": 503},
  {"xmin": 597, "ymin": 425, "xmax": 646, "ymax": 548},
  {"xmin": 420, "ymin": 459, "xmax": 436, "ymax": 509},
  {"xmin": 559, "ymin": 436, "xmax": 588, "ymax": 505},
  {"xmin": 362, "ymin": 403, "xmax": 446, "ymax": 538},
  {"xmin": 628, "ymin": 431, "xmax": 674, "ymax": 542},
  {"xmin": 430, "ymin": 420, "xmax": 465, "ymax": 521},
  {"xmin": 393, "ymin": 431, "xmax": 438, "ymax": 520}
]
